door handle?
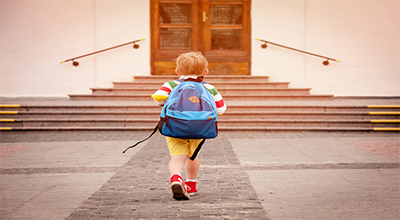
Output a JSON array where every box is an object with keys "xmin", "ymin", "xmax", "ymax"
[{"xmin": 203, "ymin": 11, "xmax": 207, "ymax": 22}]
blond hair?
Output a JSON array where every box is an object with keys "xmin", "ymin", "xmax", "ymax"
[{"xmin": 176, "ymin": 52, "xmax": 208, "ymax": 76}]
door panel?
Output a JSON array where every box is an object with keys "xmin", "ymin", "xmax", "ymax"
[
  {"xmin": 208, "ymin": 62, "xmax": 248, "ymax": 75},
  {"xmin": 151, "ymin": 0, "xmax": 251, "ymax": 75}
]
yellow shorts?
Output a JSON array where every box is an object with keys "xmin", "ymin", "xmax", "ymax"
[{"xmin": 166, "ymin": 137, "xmax": 203, "ymax": 157}]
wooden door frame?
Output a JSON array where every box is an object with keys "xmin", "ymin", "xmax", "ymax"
[{"xmin": 150, "ymin": 0, "xmax": 251, "ymax": 75}]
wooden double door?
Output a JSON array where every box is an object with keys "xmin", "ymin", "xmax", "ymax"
[{"xmin": 151, "ymin": 0, "xmax": 251, "ymax": 75}]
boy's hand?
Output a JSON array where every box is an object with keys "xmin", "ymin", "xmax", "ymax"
[{"xmin": 151, "ymin": 94, "xmax": 169, "ymax": 102}]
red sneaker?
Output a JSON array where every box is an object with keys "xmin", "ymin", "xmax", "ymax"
[
  {"xmin": 185, "ymin": 181, "xmax": 198, "ymax": 196},
  {"xmin": 170, "ymin": 174, "xmax": 190, "ymax": 200}
]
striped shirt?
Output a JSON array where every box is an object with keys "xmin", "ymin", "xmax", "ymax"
[{"xmin": 152, "ymin": 76, "xmax": 227, "ymax": 115}]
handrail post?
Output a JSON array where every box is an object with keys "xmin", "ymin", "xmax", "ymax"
[
  {"xmin": 60, "ymin": 38, "xmax": 145, "ymax": 66},
  {"xmin": 256, "ymin": 38, "xmax": 340, "ymax": 66}
]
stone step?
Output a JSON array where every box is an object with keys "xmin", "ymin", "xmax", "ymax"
[
  {"xmin": 68, "ymin": 94, "xmax": 334, "ymax": 101},
  {"xmin": 112, "ymin": 82, "xmax": 290, "ymax": 89},
  {"xmin": 1, "ymin": 105, "xmax": 398, "ymax": 113},
  {"xmin": 132, "ymin": 75, "xmax": 271, "ymax": 83},
  {"xmin": 224, "ymin": 112, "xmax": 400, "ymax": 120},
  {"xmin": 90, "ymin": 88, "xmax": 312, "ymax": 96},
  {"xmin": 1, "ymin": 111, "xmax": 399, "ymax": 120},
  {"xmin": 2, "ymin": 119, "xmax": 399, "ymax": 128},
  {"xmin": 0, "ymin": 105, "xmax": 159, "ymax": 112},
  {"xmin": 228, "ymin": 105, "xmax": 400, "ymax": 113},
  {"xmin": 3, "ymin": 126, "xmax": 388, "ymax": 132},
  {"xmin": 2, "ymin": 73, "xmax": 398, "ymax": 132}
]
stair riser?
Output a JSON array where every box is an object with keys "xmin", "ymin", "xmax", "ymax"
[
  {"xmin": 113, "ymin": 83, "xmax": 289, "ymax": 90},
  {"xmin": 1, "ymin": 121, "xmax": 129, "ymax": 127},
  {"xmin": 0, "ymin": 107, "xmax": 160, "ymax": 112},
  {"xmin": 229, "ymin": 107, "xmax": 400, "ymax": 113},
  {"xmin": 132, "ymin": 80, "xmax": 272, "ymax": 84},
  {"xmin": 1, "ymin": 114, "xmax": 160, "ymax": 119},
  {"xmin": 91, "ymin": 90, "xmax": 311, "ymax": 96},
  {"xmin": 0, "ymin": 127, "xmax": 389, "ymax": 132},
  {"xmin": 2, "ymin": 114, "xmax": 399, "ymax": 120},
  {"xmin": 2, "ymin": 107, "xmax": 398, "ymax": 113},
  {"xmin": 132, "ymin": 77, "xmax": 271, "ymax": 83},
  {"xmin": 3, "ymin": 121, "xmax": 398, "ymax": 128},
  {"xmin": 69, "ymin": 95, "xmax": 333, "ymax": 101},
  {"xmin": 224, "ymin": 114, "xmax": 400, "ymax": 120},
  {"xmin": 219, "ymin": 122, "xmax": 399, "ymax": 128}
]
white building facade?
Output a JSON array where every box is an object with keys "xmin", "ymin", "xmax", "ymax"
[{"xmin": 1, "ymin": 0, "xmax": 399, "ymax": 97}]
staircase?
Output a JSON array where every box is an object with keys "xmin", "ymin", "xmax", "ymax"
[
  {"xmin": 1, "ymin": 75, "xmax": 399, "ymax": 132},
  {"xmin": 69, "ymin": 75, "xmax": 332, "ymax": 100}
]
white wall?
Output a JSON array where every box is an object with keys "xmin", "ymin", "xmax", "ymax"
[
  {"xmin": 1, "ymin": 0, "xmax": 399, "ymax": 97},
  {"xmin": 0, "ymin": 0, "xmax": 150, "ymax": 97},
  {"xmin": 95, "ymin": 0, "xmax": 150, "ymax": 88},
  {"xmin": 252, "ymin": 0, "xmax": 400, "ymax": 96},
  {"xmin": 252, "ymin": 0, "xmax": 306, "ymax": 88}
]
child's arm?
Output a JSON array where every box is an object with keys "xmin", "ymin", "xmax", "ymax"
[
  {"xmin": 152, "ymin": 81, "xmax": 174, "ymax": 106},
  {"xmin": 216, "ymin": 96, "xmax": 227, "ymax": 116},
  {"xmin": 204, "ymin": 83, "xmax": 227, "ymax": 116},
  {"xmin": 151, "ymin": 94, "xmax": 168, "ymax": 103}
]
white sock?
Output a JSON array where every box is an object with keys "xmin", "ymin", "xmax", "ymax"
[
  {"xmin": 186, "ymin": 179, "xmax": 197, "ymax": 182},
  {"xmin": 171, "ymin": 173, "xmax": 182, "ymax": 178}
]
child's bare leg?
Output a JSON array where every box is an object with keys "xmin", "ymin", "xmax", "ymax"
[
  {"xmin": 185, "ymin": 156, "xmax": 199, "ymax": 179},
  {"xmin": 169, "ymin": 155, "xmax": 187, "ymax": 175},
  {"xmin": 169, "ymin": 155, "xmax": 190, "ymax": 200}
]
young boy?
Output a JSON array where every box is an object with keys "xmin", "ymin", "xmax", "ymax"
[{"xmin": 151, "ymin": 52, "xmax": 227, "ymax": 200}]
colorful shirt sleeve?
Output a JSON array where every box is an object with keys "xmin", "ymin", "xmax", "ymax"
[
  {"xmin": 152, "ymin": 80, "xmax": 178, "ymax": 106},
  {"xmin": 204, "ymin": 83, "xmax": 227, "ymax": 115}
]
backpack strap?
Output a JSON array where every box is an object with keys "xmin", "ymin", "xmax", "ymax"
[
  {"xmin": 189, "ymin": 138, "xmax": 205, "ymax": 161},
  {"xmin": 122, "ymin": 121, "xmax": 160, "ymax": 153}
]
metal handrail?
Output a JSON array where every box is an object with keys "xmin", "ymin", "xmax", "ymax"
[
  {"xmin": 256, "ymin": 38, "xmax": 340, "ymax": 66},
  {"xmin": 60, "ymin": 38, "xmax": 145, "ymax": 66}
]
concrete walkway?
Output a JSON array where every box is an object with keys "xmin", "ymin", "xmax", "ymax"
[{"xmin": 0, "ymin": 131, "xmax": 399, "ymax": 220}]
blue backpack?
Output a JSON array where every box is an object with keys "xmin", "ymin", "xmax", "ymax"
[{"xmin": 123, "ymin": 77, "xmax": 218, "ymax": 160}]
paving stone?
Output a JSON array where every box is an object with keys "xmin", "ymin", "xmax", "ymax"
[
  {"xmin": 3, "ymin": 129, "xmax": 398, "ymax": 219},
  {"xmin": 61, "ymin": 133, "xmax": 269, "ymax": 219}
]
